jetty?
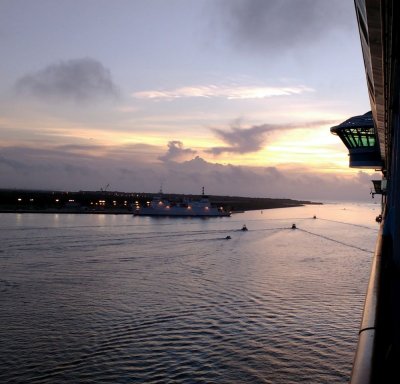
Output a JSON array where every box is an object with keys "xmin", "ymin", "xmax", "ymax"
[{"xmin": 0, "ymin": 189, "xmax": 321, "ymax": 214}]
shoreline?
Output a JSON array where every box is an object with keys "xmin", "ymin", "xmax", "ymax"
[
  {"xmin": 0, "ymin": 204, "xmax": 314, "ymax": 215},
  {"xmin": 0, "ymin": 189, "xmax": 322, "ymax": 214}
]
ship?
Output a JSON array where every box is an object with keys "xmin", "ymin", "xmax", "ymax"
[
  {"xmin": 332, "ymin": 2, "xmax": 400, "ymax": 382},
  {"xmin": 133, "ymin": 187, "xmax": 230, "ymax": 217}
]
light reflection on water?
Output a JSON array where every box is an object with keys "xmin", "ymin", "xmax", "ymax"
[{"xmin": 0, "ymin": 203, "xmax": 379, "ymax": 383}]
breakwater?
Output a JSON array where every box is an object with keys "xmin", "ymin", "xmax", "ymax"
[{"xmin": 0, "ymin": 189, "xmax": 321, "ymax": 214}]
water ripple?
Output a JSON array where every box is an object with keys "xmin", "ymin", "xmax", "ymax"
[{"xmin": 0, "ymin": 204, "xmax": 376, "ymax": 383}]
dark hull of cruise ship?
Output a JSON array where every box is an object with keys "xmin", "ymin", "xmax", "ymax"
[{"xmin": 344, "ymin": 1, "xmax": 400, "ymax": 383}]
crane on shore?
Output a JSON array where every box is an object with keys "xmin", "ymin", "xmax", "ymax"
[{"xmin": 100, "ymin": 184, "xmax": 110, "ymax": 192}]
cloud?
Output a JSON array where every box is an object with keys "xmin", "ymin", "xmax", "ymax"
[
  {"xmin": 158, "ymin": 141, "xmax": 197, "ymax": 162},
  {"xmin": 215, "ymin": 0, "xmax": 354, "ymax": 53},
  {"xmin": 15, "ymin": 58, "xmax": 119, "ymax": 103},
  {"xmin": 208, "ymin": 123, "xmax": 278, "ymax": 154},
  {"xmin": 132, "ymin": 84, "xmax": 312, "ymax": 100},
  {"xmin": 159, "ymin": 156, "xmax": 377, "ymax": 201},
  {"xmin": 0, "ymin": 155, "xmax": 31, "ymax": 173},
  {"xmin": 207, "ymin": 119, "xmax": 337, "ymax": 155},
  {"xmin": 0, "ymin": 144, "xmax": 376, "ymax": 201}
]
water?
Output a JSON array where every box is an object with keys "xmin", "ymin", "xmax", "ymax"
[{"xmin": 0, "ymin": 202, "xmax": 379, "ymax": 383}]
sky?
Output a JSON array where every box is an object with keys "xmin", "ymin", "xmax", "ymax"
[{"xmin": 0, "ymin": 0, "xmax": 380, "ymax": 201}]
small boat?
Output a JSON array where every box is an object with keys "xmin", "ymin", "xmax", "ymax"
[
  {"xmin": 241, "ymin": 224, "xmax": 248, "ymax": 231},
  {"xmin": 291, "ymin": 224, "xmax": 297, "ymax": 229}
]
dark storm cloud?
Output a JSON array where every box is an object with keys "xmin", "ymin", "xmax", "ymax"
[
  {"xmin": 217, "ymin": 0, "xmax": 354, "ymax": 52},
  {"xmin": 158, "ymin": 141, "xmax": 197, "ymax": 162},
  {"xmin": 15, "ymin": 58, "xmax": 119, "ymax": 102}
]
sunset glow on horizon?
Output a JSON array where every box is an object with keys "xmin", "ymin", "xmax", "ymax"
[{"xmin": 0, "ymin": 0, "xmax": 378, "ymax": 201}]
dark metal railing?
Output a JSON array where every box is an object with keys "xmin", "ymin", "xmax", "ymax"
[{"xmin": 350, "ymin": 225, "xmax": 384, "ymax": 384}]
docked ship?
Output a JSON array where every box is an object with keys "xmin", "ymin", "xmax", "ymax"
[{"xmin": 134, "ymin": 188, "xmax": 230, "ymax": 217}]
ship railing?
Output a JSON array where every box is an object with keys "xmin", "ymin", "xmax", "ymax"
[{"xmin": 350, "ymin": 224, "xmax": 384, "ymax": 384}]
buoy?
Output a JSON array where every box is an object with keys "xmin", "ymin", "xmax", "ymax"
[{"xmin": 313, "ymin": 215, "xmax": 317, "ymax": 219}]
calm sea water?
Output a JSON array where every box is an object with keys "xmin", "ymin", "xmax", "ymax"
[{"xmin": 0, "ymin": 202, "xmax": 379, "ymax": 383}]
